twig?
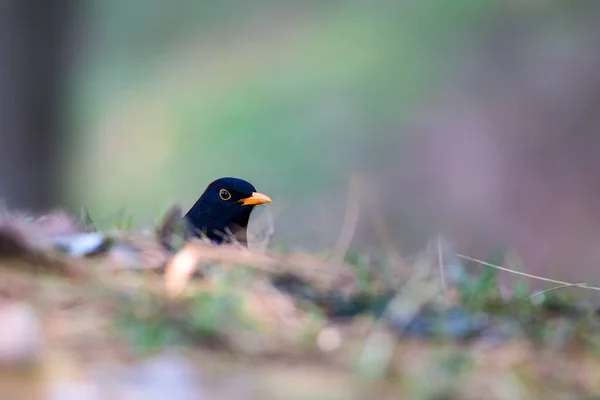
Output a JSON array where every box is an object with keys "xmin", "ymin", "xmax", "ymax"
[
  {"xmin": 367, "ymin": 185, "xmax": 407, "ymax": 272},
  {"xmin": 528, "ymin": 282, "xmax": 588, "ymax": 299},
  {"xmin": 437, "ymin": 236, "xmax": 446, "ymax": 292},
  {"xmin": 331, "ymin": 174, "xmax": 362, "ymax": 263},
  {"xmin": 456, "ymin": 253, "xmax": 600, "ymax": 292},
  {"xmin": 248, "ymin": 207, "xmax": 276, "ymax": 252}
]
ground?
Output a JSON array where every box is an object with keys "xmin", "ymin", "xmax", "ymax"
[{"xmin": 0, "ymin": 210, "xmax": 598, "ymax": 400}]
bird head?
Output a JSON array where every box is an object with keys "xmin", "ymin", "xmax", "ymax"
[{"xmin": 184, "ymin": 177, "xmax": 272, "ymax": 244}]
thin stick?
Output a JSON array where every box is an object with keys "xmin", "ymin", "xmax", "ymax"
[
  {"xmin": 528, "ymin": 283, "xmax": 588, "ymax": 299},
  {"xmin": 368, "ymin": 188, "xmax": 406, "ymax": 269},
  {"xmin": 247, "ymin": 200, "xmax": 288, "ymax": 251},
  {"xmin": 437, "ymin": 236, "xmax": 446, "ymax": 292},
  {"xmin": 456, "ymin": 254, "xmax": 600, "ymax": 291},
  {"xmin": 331, "ymin": 174, "xmax": 362, "ymax": 263}
]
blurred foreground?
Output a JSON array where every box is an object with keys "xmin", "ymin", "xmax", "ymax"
[{"xmin": 0, "ymin": 210, "xmax": 598, "ymax": 399}]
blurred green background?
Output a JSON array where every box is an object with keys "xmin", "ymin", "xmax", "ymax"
[
  {"xmin": 64, "ymin": 1, "xmax": 493, "ymax": 244},
  {"xmin": 57, "ymin": 1, "xmax": 600, "ymax": 288}
]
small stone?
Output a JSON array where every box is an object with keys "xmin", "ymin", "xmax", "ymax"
[
  {"xmin": 0, "ymin": 302, "xmax": 42, "ymax": 364},
  {"xmin": 317, "ymin": 326, "xmax": 341, "ymax": 352},
  {"xmin": 53, "ymin": 233, "xmax": 111, "ymax": 257}
]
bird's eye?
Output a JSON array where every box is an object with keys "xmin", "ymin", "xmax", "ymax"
[{"xmin": 219, "ymin": 189, "xmax": 231, "ymax": 201}]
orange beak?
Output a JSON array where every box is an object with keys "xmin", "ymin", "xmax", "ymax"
[{"xmin": 238, "ymin": 192, "xmax": 272, "ymax": 206}]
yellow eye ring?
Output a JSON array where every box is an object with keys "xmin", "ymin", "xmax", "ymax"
[{"xmin": 219, "ymin": 189, "xmax": 231, "ymax": 201}]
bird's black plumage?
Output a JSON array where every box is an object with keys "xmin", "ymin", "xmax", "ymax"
[{"xmin": 184, "ymin": 177, "xmax": 271, "ymax": 245}]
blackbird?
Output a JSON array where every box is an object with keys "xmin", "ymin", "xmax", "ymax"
[{"xmin": 184, "ymin": 177, "xmax": 272, "ymax": 245}]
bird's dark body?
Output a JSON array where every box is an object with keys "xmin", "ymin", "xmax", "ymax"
[{"xmin": 184, "ymin": 177, "xmax": 271, "ymax": 245}]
